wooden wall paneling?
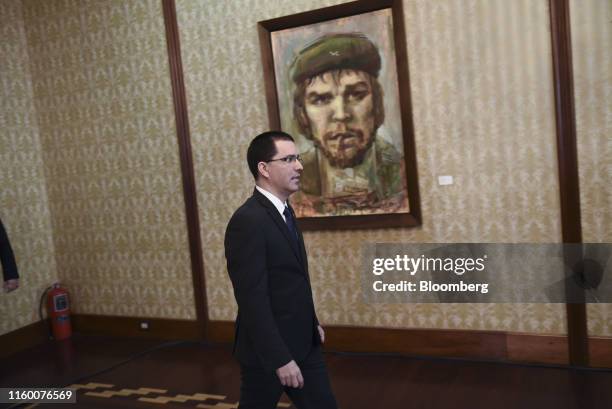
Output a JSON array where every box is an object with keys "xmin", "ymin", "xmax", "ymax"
[
  {"xmin": 548, "ymin": 0, "xmax": 588, "ymax": 366},
  {"xmin": 161, "ymin": 0, "xmax": 208, "ymax": 338}
]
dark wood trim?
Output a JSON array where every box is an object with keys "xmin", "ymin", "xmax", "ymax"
[
  {"xmin": 549, "ymin": 0, "xmax": 581, "ymax": 245},
  {"xmin": 390, "ymin": 0, "xmax": 421, "ymax": 228},
  {"xmin": 297, "ymin": 213, "xmax": 420, "ymax": 231},
  {"xmin": 0, "ymin": 320, "xmax": 50, "ymax": 359},
  {"xmin": 5, "ymin": 318, "xmax": 605, "ymax": 367},
  {"xmin": 72, "ymin": 314, "xmax": 200, "ymax": 341},
  {"xmin": 257, "ymin": 23, "xmax": 280, "ymax": 131},
  {"xmin": 327, "ymin": 328, "xmax": 570, "ymax": 365},
  {"xmin": 589, "ymin": 337, "xmax": 612, "ymax": 368},
  {"xmin": 548, "ymin": 0, "xmax": 588, "ymax": 366},
  {"xmin": 207, "ymin": 321, "xmax": 579, "ymax": 366},
  {"xmin": 161, "ymin": 0, "xmax": 208, "ymax": 338},
  {"xmin": 207, "ymin": 319, "xmax": 234, "ymax": 344},
  {"xmin": 258, "ymin": 0, "xmax": 395, "ymax": 31},
  {"xmin": 326, "ymin": 326, "xmax": 509, "ymax": 361},
  {"xmin": 506, "ymin": 333, "xmax": 568, "ymax": 365},
  {"xmin": 566, "ymin": 303, "xmax": 588, "ymax": 365},
  {"xmin": 258, "ymin": 0, "xmax": 421, "ymax": 231}
]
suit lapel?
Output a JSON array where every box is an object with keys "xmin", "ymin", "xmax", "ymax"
[{"xmin": 253, "ymin": 189, "xmax": 304, "ymax": 267}]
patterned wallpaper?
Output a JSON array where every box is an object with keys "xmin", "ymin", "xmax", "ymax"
[
  {"xmin": 177, "ymin": 0, "xmax": 569, "ymax": 334},
  {"xmin": 18, "ymin": 0, "xmax": 195, "ymax": 319},
  {"xmin": 570, "ymin": 0, "xmax": 612, "ymax": 337},
  {"xmin": 2, "ymin": 0, "xmax": 607, "ymax": 339},
  {"xmin": 0, "ymin": 0, "xmax": 58, "ymax": 335}
]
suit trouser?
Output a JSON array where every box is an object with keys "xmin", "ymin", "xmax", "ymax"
[{"xmin": 238, "ymin": 345, "xmax": 338, "ymax": 409}]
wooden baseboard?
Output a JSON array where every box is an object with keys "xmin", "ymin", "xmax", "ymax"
[
  {"xmin": 589, "ymin": 337, "xmax": 612, "ymax": 368},
  {"xmin": 327, "ymin": 325, "xmax": 510, "ymax": 360},
  {"xmin": 506, "ymin": 332, "xmax": 568, "ymax": 365},
  {"xmin": 72, "ymin": 314, "xmax": 202, "ymax": 341},
  {"xmin": 0, "ymin": 320, "xmax": 50, "ymax": 359},
  {"xmin": 207, "ymin": 319, "xmax": 234, "ymax": 343},
  {"xmin": 207, "ymin": 320, "xmax": 578, "ymax": 366},
  {"xmin": 3, "ymin": 317, "xmax": 610, "ymax": 368}
]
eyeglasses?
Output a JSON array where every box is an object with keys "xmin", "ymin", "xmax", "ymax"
[{"xmin": 266, "ymin": 154, "xmax": 302, "ymax": 164}]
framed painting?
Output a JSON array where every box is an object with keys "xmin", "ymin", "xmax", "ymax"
[{"xmin": 258, "ymin": 0, "xmax": 420, "ymax": 230}]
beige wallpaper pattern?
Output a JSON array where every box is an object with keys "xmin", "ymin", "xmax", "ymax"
[
  {"xmin": 3, "ymin": 0, "xmax": 607, "ymax": 338},
  {"xmin": 0, "ymin": 0, "xmax": 58, "ymax": 335},
  {"xmin": 19, "ymin": 0, "xmax": 195, "ymax": 319},
  {"xmin": 571, "ymin": 0, "xmax": 612, "ymax": 337},
  {"xmin": 177, "ymin": 0, "xmax": 568, "ymax": 334}
]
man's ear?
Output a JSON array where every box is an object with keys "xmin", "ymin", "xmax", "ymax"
[{"xmin": 257, "ymin": 161, "xmax": 269, "ymax": 179}]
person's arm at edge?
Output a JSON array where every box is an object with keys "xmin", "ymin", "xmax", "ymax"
[{"xmin": 0, "ymin": 219, "xmax": 19, "ymax": 292}]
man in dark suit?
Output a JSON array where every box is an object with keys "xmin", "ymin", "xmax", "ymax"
[
  {"xmin": 224, "ymin": 131, "xmax": 337, "ymax": 409},
  {"xmin": 1, "ymin": 218, "xmax": 20, "ymax": 293}
]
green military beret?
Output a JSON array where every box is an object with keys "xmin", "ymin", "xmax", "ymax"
[{"xmin": 291, "ymin": 33, "xmax": 381, "ymax": 83}]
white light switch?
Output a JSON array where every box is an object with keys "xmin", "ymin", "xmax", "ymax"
[{"xmin": 438, "ymin": 175, "xmax": 454, "ymax": 186}]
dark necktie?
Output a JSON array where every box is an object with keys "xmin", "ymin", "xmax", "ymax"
[{"xmin": 283, "ymin": 205, "xmax": 299, "ymax": 244}]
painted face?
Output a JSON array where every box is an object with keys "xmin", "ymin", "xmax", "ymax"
[
  {"xmin": 265, "ymin": 140, "xmax": 303, "ymax": 198},
  {"xmin": 303, "ymin": 70, "xmax": 376, "ymax": 168}
]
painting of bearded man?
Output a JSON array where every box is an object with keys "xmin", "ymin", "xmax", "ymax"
[{"xmin": 267, "ymin": 7, "xmax": 416, "ymax": 223}]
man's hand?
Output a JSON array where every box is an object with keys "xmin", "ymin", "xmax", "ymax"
[
  {"xmin": 318, "ymin": 325, "xmax": 325, "ymax": 343},
  {"xmin": 276, "ymin": 360, "xmax": 304, "ymax": 388},
  {"xmin": 3, "ymin": 279, "xmax": 19, "ymax": 293}
]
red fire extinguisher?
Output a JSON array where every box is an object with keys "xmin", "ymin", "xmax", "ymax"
[{"xmin": 45, "ymin": 283, "xmax": 72, "ymax": 340}]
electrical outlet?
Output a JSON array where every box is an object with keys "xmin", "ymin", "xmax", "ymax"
[
  {"xmin": 139, "ymin": 321, "xmax": 150, "ymax": 331},
  {"xmin": 438, "ymin": 175, "xmax": 454, "ymax": 186}
]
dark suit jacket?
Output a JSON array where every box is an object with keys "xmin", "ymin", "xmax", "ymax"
[
  {"xmin": 0, "ymin": 218, "xmax": 19, "ymax": 281},
  {"xmin": 224, "ymin": 189, "xmax": 320, "ymax": 371}
]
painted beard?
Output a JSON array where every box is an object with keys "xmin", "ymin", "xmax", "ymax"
[{"xmin": 314, "ymin": 129, "xmax": 375, "ymax": 168}]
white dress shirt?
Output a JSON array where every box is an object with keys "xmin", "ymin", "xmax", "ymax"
[{"xmin": 255, "ymin": 185, "xmax": 287, "ymax": 222}]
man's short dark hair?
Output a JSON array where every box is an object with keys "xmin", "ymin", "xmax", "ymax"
[{"xmin": 247, "ymin": 131, "xmax": 295, "ymax": 180}]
